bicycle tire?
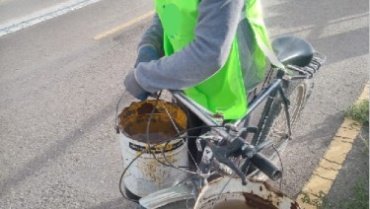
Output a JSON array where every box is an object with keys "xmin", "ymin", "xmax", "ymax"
[{"xmin": 258, "ymin": 78, "xmax": 313, "ymax": 159}]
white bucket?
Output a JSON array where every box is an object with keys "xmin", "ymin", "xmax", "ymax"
[{"xmin": 117, "ymin": 100, "xmax": 189, "ymax": 198}]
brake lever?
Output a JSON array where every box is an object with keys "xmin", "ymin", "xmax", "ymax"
[
  {"xmin": 240, "ymin": 140, "xmax": 271, "ymax": 173},
  {"xmin": 207, "ymin": 139, "xmax": 247, "ymax": 185}
]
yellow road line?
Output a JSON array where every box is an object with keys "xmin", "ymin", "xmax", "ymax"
[
  {"xmin": 94, "ymin": 10, "xmax": 155, "ymax": 40},
  {"xmin": 296, "ymin": 82, "xmax": 369, "ymax": 209}
]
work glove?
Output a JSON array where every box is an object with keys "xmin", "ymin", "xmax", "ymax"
[
  {"xmin": 123, "ymin": 70, "xmax": 150, "ymax": 101},
  {"xmin": 124, "ymin": 45, "xmax": 161, "ymax": 100},
  {"xmin": 134, "ymin": 45, "xmax": 161, "ymax": 67}
]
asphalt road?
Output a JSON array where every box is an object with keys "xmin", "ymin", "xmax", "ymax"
[{"xmin": 0, "ymin": 0, "xmax": 368, "ymax": 208}]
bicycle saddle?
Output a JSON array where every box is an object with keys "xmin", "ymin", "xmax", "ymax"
[{"xmin": 272, "ymin": 36, "xmax": 314, "ymax": 67}]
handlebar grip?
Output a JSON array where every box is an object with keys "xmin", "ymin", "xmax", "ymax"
[{"xmin": 250, "ymin": 153, "xmax": 282, "ymax": 181}]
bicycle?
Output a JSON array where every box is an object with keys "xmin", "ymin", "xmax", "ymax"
[{"xmin": 118, "ymin": 36, "xmax": 325, "ymax": 209}]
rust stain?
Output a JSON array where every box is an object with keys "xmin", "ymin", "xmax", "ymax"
[
  {"xmin": 243, "ymin": 193, "xmax": 278, "ymax": 209},
  {"xmin": 141, "ymin": 159, "xmax": 164, "ymax": 185},
  {"xmin": 290, "ymin": 201, "xmax": 300, "ymax": 209},
  {"xmin": 250, "ymin": 179, "xmax": 284, "ymax": 198},
  {"xmin": 139, "ymin": 151, "xmax": 178, "ymax": 186}
]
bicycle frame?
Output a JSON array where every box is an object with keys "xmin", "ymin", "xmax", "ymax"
[
  {"xmin": 172, "ymin": 70, "xmax": 288, "ymax": 144},
  {"xmin": 172, "ymin": 52, "xmax": 324, "ymax": 146}
]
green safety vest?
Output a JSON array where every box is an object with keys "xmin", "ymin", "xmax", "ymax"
[{"xmin": 155, "ymin": 0, "xmax": 271, "ymax": 120}]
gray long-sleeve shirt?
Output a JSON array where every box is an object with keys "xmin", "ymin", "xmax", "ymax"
[{"xmin": 134, "ymin": 0, "xmax": 245, "ymax": 93}]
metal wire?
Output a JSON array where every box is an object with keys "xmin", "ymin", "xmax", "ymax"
[
  {"xmin": 159, "ymin": 101, "xmax": 202, "ymax": 172},
  {"xmin": 161, "ymin": 136, "xmax": 200, "ymax": 173},
  {"xmin": 214, "ymin": 158, "xmax": 243, "ymax": 205},
  {"xmin": 118, "ymin": 151, "xmax": 144, "ymax": 202},
  {"xmin": 161, "ymin": 101, "xmax": 181, "ymax": 134},
  {"xmin": 272, "ymin": 144, "xmax": 284, "ymax": 190},
  {"xmin": 144, "ymin": 92, "xmax": 198, "ymax": 175},
  {"xmin": 144, "ymin": 92, "xmax": 175, "ymax": 168},
  {"xmin": 155, "ymin": 125, "xmax": 227, "ymax": 143}
]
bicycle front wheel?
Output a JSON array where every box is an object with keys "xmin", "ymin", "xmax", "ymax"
[{"xmin": 259, "ymin": 78, "xmax": 313, "ymax": 159}]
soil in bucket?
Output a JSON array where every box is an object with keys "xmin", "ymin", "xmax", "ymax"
[
  {"xmin": 213, "ymin": 200, "xmax": 255, "ymax": 209},
  {"xmin": 118, "ymin": 100, "xmax": 188, "ymax": 144},
  {"xmin": 213, "ymin": 198, "xmax": 278, "ymax": 209}
]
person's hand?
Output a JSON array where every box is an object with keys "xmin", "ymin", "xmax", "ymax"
[
  {"xmin": 125, "ymin": 45, "xmax": 160, "ymax": 100},
  {"xmin": 134, "ymin": 45, "xmax": 161, "ymax": 67},
  {"xmin": 123, "ymin": 71, "xmax": 150, "ymax": 100}
]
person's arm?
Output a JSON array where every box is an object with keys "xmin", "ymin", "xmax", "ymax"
[
  {"xmin": 125, "ymin": 0, "xmax": 244, "ymax": 97},
  {"xmin": 134, "ymin": 14, "xmax": 163, "ymax": 66}
]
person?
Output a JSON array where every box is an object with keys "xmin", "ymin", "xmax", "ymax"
[
  {"xmin": 124, "ymin": 0, "xmax": 273, "ymax": 122},
  {"xmin": 122, "ymin": 3, "xmax": 277, "ymax": 200}
]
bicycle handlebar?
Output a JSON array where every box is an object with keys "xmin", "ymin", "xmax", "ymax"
[
  {"xmin": 170, "ymin": 91, "xmax": 282, "ymax": 183},
  {"xmin": 201, "ymin": 136, "xmax": 282, "ymax": 184},
  {"xmin": 250, "ymin": 153, "xmax": 282, "ymax": 181}
]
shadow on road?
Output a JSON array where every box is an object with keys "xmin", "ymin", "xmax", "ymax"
[{"xmin": 295, "ymin": 113, "xmax": 345, "ymax": 145}]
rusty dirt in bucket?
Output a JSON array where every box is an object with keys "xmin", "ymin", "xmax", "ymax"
[
  {"xmin": 212, "ymin": 194, "xmax": 299, "ymax": 209},
  {"xmin": 210, "ymin": 193, "xmax": 279, "ymax": 209},
  {"xmin": 118, "ymin": 100, "xmax": 188, "ymax": 144}
]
